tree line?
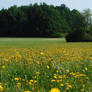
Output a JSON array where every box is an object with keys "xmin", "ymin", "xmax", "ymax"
[{"xmin": 0, "ymin": 3, "xmax": 92, "ymax": 41}]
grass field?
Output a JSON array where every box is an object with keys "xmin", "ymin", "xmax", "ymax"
[
  {"xmin": 0, "ymin": 38, "xmax": 92, "ymax": 92},
  {"xmin": 0, "ymin": 38, "xmax": 91, "ymax": 48}
]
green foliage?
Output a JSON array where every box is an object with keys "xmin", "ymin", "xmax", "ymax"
[
  {"xmin": 0, "ymin": 3, "xmax": 78, "ymax": 37},
  {"xmin": 0, "ymin": 3, "xmax": 92, "ymax": 41},
  {"xmin": 66, "ymin": 9, "xmax": 92, "ymax": 42}
]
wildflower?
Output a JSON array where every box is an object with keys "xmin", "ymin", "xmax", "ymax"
[
  {"xmin": 40, "ymin": 52, "xmax": 44, "ymax": 55},
  {"xmin": 79, "ymin": 74, "xmax": 86, "ymax": 77},
  {"xmin": 25, "ymin": 91, "xmax": 31, "ymax": 92},
  {"xmin": 58, "ymin": 76, "xmax": 62, "ymax": 79},
  {"xmin": 51, "ymin": 80, "xmax": 55, "ymax": 82},
  {"xmin": 66, "ymin": 69, "xmax": 69, "ymax": 73},
  {"xmin": 53, "ymin": 74, "xmax": 57, "ymax": 79},
  {"xmin": 0, "ymin": 85, "xmax": 3, "ymax": 91},
  {"xmin": 65, "ymin": 83, "xmax": 69, "ymax": 85},
  {"xmin": 2, "ymin": 65, "xmax": 6, "ymax": 69},
  {"xmin": 60, "ymin": 84, "xmax": 64, "ymax": 87},
  {"xmin": 89, "ymin": 57, "xmax": 92, "ymax": 60},
  {"xmin": 50, "ymin": 88, "xmax": 60, "ymax": 92},
  {"xmin": 81, "ymin": 89, "xmax": 84, "ymax": 92},
  {"xmin": 36, "ymin": 72, "xmax": 40, "ymax": 75},
  {"xmin": 27, "ymin": 58, "xmax": 33, "ymax": 61},
  {"xmin": 46, "ymin": 65, "xmax": 50, "ymax": 69},
  {"xmin": 29, "ymin": 80, "xmax": 33, "ymax": 85},
  {"xmin": 85, "ymin": 67, "xmax": 88, "ymax": 71},
  {"xmin": 66, "ymin": 87, "xmax": 69, "ymax": 90},
  {"xmin": 34, "ymin": 80, "xmax": 37, "ymax": 83},
  {"xmin": 29, "ymin": 81, "xmax": 32, "ymax": 85},
  {"xmin": 17, "ymin": 82, "xmax": 21, "ymax": 86},
  {"xmin": 14, "ymin": 77, "xmax": 20, "ymax": 81},
  {"xmin": 29, "ymin": 80, "xmax": 33, "ymax": 83},
  {"xmin": 68, "ymin": 85, "xmax": 72, "ymax": 88}
]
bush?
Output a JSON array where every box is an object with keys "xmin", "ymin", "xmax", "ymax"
[
  {"xmin": 83, "ymin": 32, "xmax": 92, "ymax": 42},
  {"xmin": 66, "ymin": 29, "xmax": 85, "ymax": 42},
  {"xmin": 66, "ymin": 29, "xmax": 92, "ymax": 42}
]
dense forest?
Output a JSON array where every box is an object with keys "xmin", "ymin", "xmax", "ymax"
[{"xmin": 0, "ymin": 3, "xmax": 92, "ymax": 41}]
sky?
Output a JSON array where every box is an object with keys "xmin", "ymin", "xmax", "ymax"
[{"xmin": 0, "ymin": 0, "xmax": 91, "ymax": 11}]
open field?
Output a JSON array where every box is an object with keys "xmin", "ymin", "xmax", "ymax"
[
  {"xmin": 0, "ymin": 38, "xmax": 65, "ymax": 48},
  {"xmin": 0, "ymin": 38, "xmax": 91, "ymax": 48},
  {"xmin": 0, "ymin": 38, "xmax": 91, "ymax": 92}
]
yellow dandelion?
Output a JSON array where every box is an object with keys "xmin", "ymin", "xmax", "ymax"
[
  {"xmin": 36, "ymin": 72, "xmax": 40, "ymax": 75},
  {"xmin": 51, "ymin": 80, "xmax": 56, "ymax": 82},
  {"xmin": 50, "ymin": 88, "xmax": 60, "ymax": 92},
  {"xmin": 17, "ymin": 82, "xmax": 21, "ymax": 86},
  {"xmin": 25, "ymin": 91, "xmax": 31, "ymax": 92},
  {"xmin": 53, "ymin": 74, "xmax": 57, "ymax": 79},
  {"xmin": 60, "ymin": 84, "xmax": 64, "ymax": 87},
  {"xmin": 14, "ymin": 77, "xmax": 20, "ymax": 81},
  {"xmin": 46, "ymin": 65, "xmax": 50, "ymax": 69},
  {"xmin": 40, "ymin": 52, "xmax": 44, "ymax": 55},
  {"xmin": 2, "ymin": 65, "xmax": 6, "ymax": 69},
  {"xmin": 68, "ymin": 85, "xmax": 72, "ymax": 88},
  {"xmin": 58, "ymin": 76, "xmax": 62, "ymax": 79},
  {"xmin": 66, "ymin": 87, "xmax": 69, "ymax": 90},
  {"xmin": 0, "ymin": 85, "xmax": 3, "ymax": 91},
  {"xmin": 85, "ymin": 67, "xmax": 88, "ymax": 71},
  {"xmin": 66, "ymin": 69, "xmax": 69, "ymax": 73},
  {"xmin": 79, "ymin": 74, "xmax": 86, "ymax": 77}
]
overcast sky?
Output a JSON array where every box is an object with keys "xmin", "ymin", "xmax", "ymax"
[{"xmin": 0, "ymin": 0, "xmax": 91, "ymax": 11}]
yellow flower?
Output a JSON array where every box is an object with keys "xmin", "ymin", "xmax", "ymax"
[
  {"xmin": 58, "ymin": 76, "xmax": 62, "ymax": 79},
  {"xmin": 79, "ymin": 74, "xmax": 86, "ymax": 77},
  {"xmin": 65, "ymin": 83, "xmax": 69, "ymax": 85},
  {"xmin": 68, "ymin": 85, "xmax": 72, "ymax": 88},
  {"xmin": 53, "ymin": 74, "xmax": 57, "ymax": 79},
  {"xmin": 50, "ymin": 88, "xmax": 60, "ymax": 92},
  {"xmin": 81, "ymin": 89, "xmax": 84, "ymax": 92},
  {"xmin": 51, "ymin": 80, "xmax": 56, "ymax": 82},
  {"xmin": 2, "ymin": 65, "xmax": 6, "ymax": 69},
  {"xmin": 36, "ymin": 72, "xmax": 40, "ymax": 75},
  {"xmin": 0, "ymin": 85, "xmax": 3, "ymax": 91},
  {"xmin": 66, "ymin": 69, "xmax": 69, "ymax": 73},
  {"xmin": 89, "ymin": 57, "xmax": 92, "ymax": 60},
  {"xmin": 25, "ymin": 91, "xmax": 31, "ymax": 92},
  {"xmin": 29, "ymin": 79, "xmax": 34, "ymax": 85},
  {"xmin": 27, "ymin": 58, "xmax": 33, "ymax": 61},
  {"xmin": 85, "ymin": 67, "xmax": 88, "ymax": 71},
  {"xmin": 60, "ymin": 84, "xmax": 64, "ymax": 87},
  {"xmin": 66, "ymin": 87, "xmax": 69, "ymax": 90},
  {"xmin": 17, "ymin": 82, "xmax": 21, "ymax": 86},
  {"xmin": 46, "ymin": 65, "xmax": 50, "ymax": 69},
  {"xmin": 40, "ymin": 52, "xmax": 44, "ymax": 55},
  {"xmin": 34, "ymin": 80, "xmax": 37, "ymax": 83},
  {"xmin": 14, "ymin": 77, "xmax": 20, "ymax": 81}
]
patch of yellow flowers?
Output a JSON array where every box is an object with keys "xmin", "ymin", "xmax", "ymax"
[
  {"xmin": 0, "ymin": 83, "xmax": 3, "ymax": 92},
  {"xmin": 50, "ymin": 88, "xmax": 60, "ymax": 92},
  {"xmin": 0, "ymin": 47, "xmax": 91, "ymax": 91}
]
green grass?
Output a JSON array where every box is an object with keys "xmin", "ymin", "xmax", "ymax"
[
  {"xmin": 0, "ymin": 38, "xmax": 91, "ymax": 49},
  {"xmin": 0, "ymin": 38, "xmax": 65, "ymax": 48}
]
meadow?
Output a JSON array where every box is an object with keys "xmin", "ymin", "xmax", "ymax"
[{"xmin": 0, "ymin": 38, "xmax": 92, "ymax": 92}]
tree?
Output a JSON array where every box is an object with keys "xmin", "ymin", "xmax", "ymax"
[
  {"xmin": 66, "ymin": 9, "xmax": 86, "ymax": 42},
  {"xmin": 82, "ymin": 9, "xmax": 92, "ymax": 28}
]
